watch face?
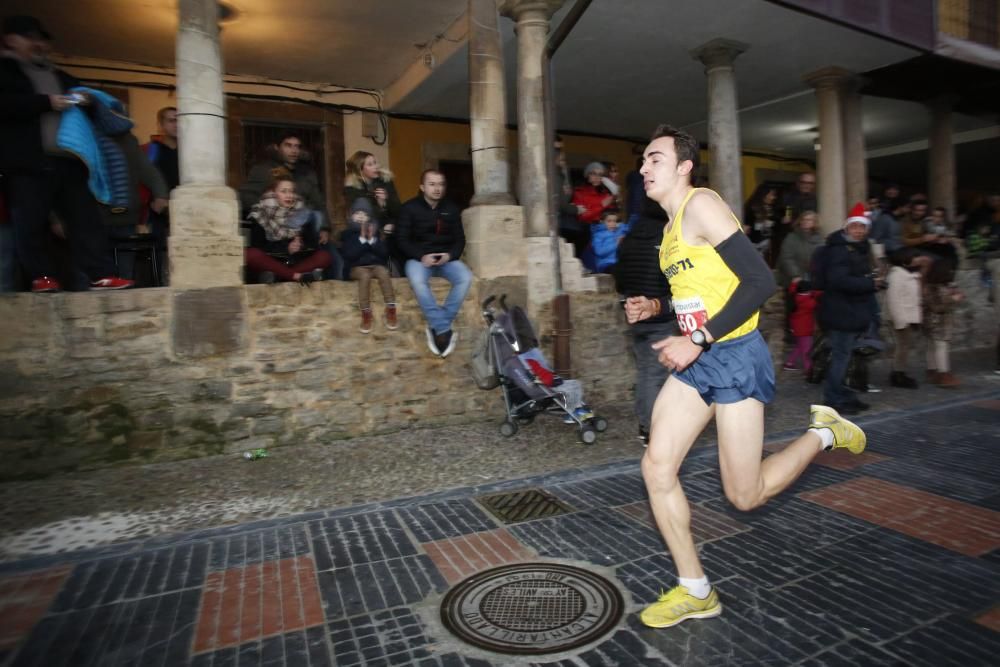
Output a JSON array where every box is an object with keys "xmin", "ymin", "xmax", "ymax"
[{"xmin": 691, "ymin": 330, "xmax": 705, "ymax": 345}]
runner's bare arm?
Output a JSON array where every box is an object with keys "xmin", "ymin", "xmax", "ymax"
[{"xmin": 683, "ymin": 193, "xmax": 776, "ymax": 342}]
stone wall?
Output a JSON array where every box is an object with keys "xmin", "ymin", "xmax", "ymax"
[
  {"xmin": 1, "ymin": 265, "xmax": 994, "ymax": 481},
  {"xmin": 0, "ymin": 277, "xmax": 629, "ymax": 481}
]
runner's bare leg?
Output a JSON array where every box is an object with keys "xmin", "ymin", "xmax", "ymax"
[{"xmin": 642, "ymin": 376, "xmax": 715, "ymax": 578}]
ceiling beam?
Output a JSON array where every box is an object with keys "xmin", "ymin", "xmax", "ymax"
[
  {"xmin": 866, "ymin": 125, "xmax": 1000, "ymax": 158},
  {"xmin": 383, "ymin": 8, "xmax": 469, "ymax": 109}
]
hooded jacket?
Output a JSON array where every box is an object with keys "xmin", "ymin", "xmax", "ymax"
[
  {"xmin": 817, "ymin": 230, "xmax": 877, "ymax": 333},
  {"xmin": 344, "ymin": 169, "xmax": 401, "ymax": 228}
]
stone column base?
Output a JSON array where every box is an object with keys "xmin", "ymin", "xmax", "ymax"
[
  {"xmin": 463, "ymin": 205, "xmax": 526, "ymax": 279},
  {"xmin": 168, "ymin": 184, "xmax": 245, "ymax": 289},
  {"xmin": 524, "ymin": 236, "xmax": 599, "ymax": 307}
]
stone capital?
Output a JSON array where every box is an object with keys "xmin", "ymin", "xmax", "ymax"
[
  {"xmin": 498, "ymin": 0, "xmax": 565, "ymax": 24},
  {"xmin": 691, "ymin": 39, "xmax": 748, "ymax": 70},
  {"xmin": 803, "ymin": 66, "xmax": 854, "ymax": 90}
]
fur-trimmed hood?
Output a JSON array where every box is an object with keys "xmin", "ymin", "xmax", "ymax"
[{"xmin": 344, "ymin": 167, "xmax": 393, "ymax": 189}]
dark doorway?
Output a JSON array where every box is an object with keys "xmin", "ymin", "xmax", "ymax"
[{"xmin": 438, "ymin": 160, "xmax": 474, "ymax": 210}]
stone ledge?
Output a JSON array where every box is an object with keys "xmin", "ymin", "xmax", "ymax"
[{"xmin": 2, "ymin": 275, "xmax": 638, "ymax": 479}]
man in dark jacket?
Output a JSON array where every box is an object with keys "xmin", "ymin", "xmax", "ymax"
[
  {"xmin": 613, "ymin": 197, "xmax": 677, "ymax": 443},
  {"xmin": 397, "ymin": 169, "xmax": 471, "ymax": 358},
  {"xmin": 818, "ymin": 204, "xmax": 882, "ymax": 414},
  {"xmin": 238, "ymin": 131, "xmax": 326, "ymax": 219},
  {"xmin": 0, "ymin": 15, "xmax": 130, "ymax": 292}
]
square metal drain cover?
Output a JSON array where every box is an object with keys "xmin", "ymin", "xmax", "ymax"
[{"xmin": 476, "ymin": 488, "xmax": 572, "ymax": 524}]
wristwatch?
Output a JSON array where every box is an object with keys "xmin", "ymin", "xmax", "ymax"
[{"xmin": 690, "ymin": 328, "xmax": 712, "ymax": 352}]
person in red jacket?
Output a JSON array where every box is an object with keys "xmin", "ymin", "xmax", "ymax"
[
  {"xmin": 570, "ymin": 161, "xmax": 615, "ymax": 261},
  {"xmin": 784, "ymin": 277, "xmax": 820, "ymax": 372}
]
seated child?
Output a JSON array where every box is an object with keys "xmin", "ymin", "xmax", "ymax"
[
  {"xmin": 245, "ymin": 171, "xmax": 331, "ymax": 283},
  {"xmin": 518, "ymin": 347, "xmax": 592, "ymax": 422},
  {"xmin": 340, "ymin": 198, "xmax": 397, "ymax": 334},
  {"xmin": 784, "ymin": 277, "xmax": 819, "ymax": 372},
  {"xmin": 591, "ymin": 209, "xmax": 630, "ymax": 274}
]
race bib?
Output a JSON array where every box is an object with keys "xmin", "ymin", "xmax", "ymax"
[{"xmin": 673, "ymin": 296, "xmax": 708, "ymax": 336}]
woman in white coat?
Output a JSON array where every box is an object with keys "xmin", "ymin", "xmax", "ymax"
[{"xmin": 886, "ymin": 248, "xmax": 922, "ymax": 388}]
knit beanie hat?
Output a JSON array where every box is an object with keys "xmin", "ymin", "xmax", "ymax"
[
  {"xmin": 350, "ymin": 197, "xmax": 374, "ymax": 218},
  {"xmin": 844, "ymin": 202, "xmax": 870, "ymax": 228},
  {"xmin": 583, "ymin": 161, "xmax": 605, "ymax": 177}
]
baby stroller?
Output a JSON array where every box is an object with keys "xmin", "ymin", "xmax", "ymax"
[{"xmin": 478, "ymin": 295, "xmax": 608, "ymax": 444}]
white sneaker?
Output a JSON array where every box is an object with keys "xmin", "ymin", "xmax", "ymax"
[
  {"xmin": 441, "ymin": 330, "xmax": 459, "ymax": 358},
  {"xmin": 425, "ymin": 326, "xmax": 441, "ymax": 356}
]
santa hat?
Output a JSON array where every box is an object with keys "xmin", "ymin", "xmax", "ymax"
[{"xmin": 844, "ymin": 202, "xmax": 870, "ymax": 228}]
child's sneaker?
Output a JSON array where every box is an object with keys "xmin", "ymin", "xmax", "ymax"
[
  {"xmin": 563, "ymin": 408, "xmax": 592, "ymax": 424},
  {"xmin": 360, "ymin": 308, "xmax": 373, "ymax": 334},
  {"xmin": 385, "ymin": 304, "xmax": 398, "ymax": 330}
]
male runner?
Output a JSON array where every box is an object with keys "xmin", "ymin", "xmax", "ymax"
[{"xmin": 625, "ymin": 125, "xmax": 866, "ymax": 628}]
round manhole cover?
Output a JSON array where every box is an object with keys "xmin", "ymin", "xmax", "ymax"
[{"xmin": 440, "ymin": 562, "xmax": 624, "ymax": 655}]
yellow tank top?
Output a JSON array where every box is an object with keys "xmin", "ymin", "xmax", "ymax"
[{"xmin": 659, "ymin": 187, "xmax": 759, "ymax": 342}]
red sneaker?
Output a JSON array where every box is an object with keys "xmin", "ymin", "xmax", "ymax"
[
  {"xmin": 31, "ymin": 276, "xmax": 62, "ymax": 292},
  {"xmin": 90, "ymin": 276, "xmax": 134, "ymax": 290}
]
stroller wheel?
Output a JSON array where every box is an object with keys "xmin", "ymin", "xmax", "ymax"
[
  {"xmin": 593, "ymin": 416, "xmax": 608, "ymax": 432},
  {"xmin": 499, "ymin": 420, "xmax": 518, "ymax": 437},
  {"xmin": 580, "ymin": 427, "xmax": 597, "ymax": 445}
]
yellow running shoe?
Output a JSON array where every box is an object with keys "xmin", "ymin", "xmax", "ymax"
[
  {"xmin": 809, "ymin": 404, "xmax": 867, "ymax": 454},
  {"xmin": 639, "ymin": 585, "xmax": 722, "ymax": 628}
]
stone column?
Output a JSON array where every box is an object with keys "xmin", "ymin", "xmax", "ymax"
[
  {"xmin": 928, "ymin": 97, "xmax": 956, "ymax": 221},
  {"xmin": 804, "ymin": 67, "xmax": 850, "ymax": 233},
  {"xmin": 170, "ymin": 0, "xmax": 245, "ymax": 357},
  {"xmin": 499, "ymin": 0, "xmax": 564, "ymax": 238},
  {"xmin": 169, "ymin": 0, "xmax": 243, "ymax": 290},
  {"xmin": 691, "ymin": 39, "xmax": 748, "ymax": 216},
  {"xmin": 463, "ymin": 0, "xmax": 525, "ymax": 281},
  {"xmin": 842, "ymin": 77, "xmax": 867, "ymax": 209},
  {"xmin": 468, "ymin": 0, "xmax": 514, "ymax": 205}
]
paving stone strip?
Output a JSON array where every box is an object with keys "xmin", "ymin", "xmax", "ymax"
[{"xmin": 0, "ymin": 384, "xmax": 998, "ymax": 665}]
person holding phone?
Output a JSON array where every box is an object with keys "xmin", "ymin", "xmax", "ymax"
[{"xmin": 396, "ymin": 169, "xmax": 471, "ymax": 358}]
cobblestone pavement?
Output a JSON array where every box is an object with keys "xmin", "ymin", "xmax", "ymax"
[
  {"xmin": 1, "ymin": 349, "xmax": 999, "ymax": 560},
  {"xmin": 0, "ymin": 352, "xmax": 998, "ymax": 665}
]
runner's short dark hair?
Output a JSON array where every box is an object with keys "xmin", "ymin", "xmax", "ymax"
[{"xmin": 650, "ymin": 124, "xmax": 700, "ymax": 172}]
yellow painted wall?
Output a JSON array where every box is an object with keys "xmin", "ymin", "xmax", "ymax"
[
  {"xmin": 379, "ymin": 117, "xmax": 813, "ymax": 211},
  {"xmin": 126, "ymin": 88, "xmax": 175, "ymax": 144},
  {"xmin": 740, "ymin": 155, "xmax": 813, "ymax": 201},
  {"xmin": 387, "ymin": 118, "xmax": 642, "ymax": 203},
  {"xmin": 387, "ymin": 118, "xmax": 480, "ymax": 200}
]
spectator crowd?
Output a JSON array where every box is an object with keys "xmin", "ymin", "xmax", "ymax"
[{"xmin": 3, "ymin": 12, "xmax": 999, "ymax": 384}]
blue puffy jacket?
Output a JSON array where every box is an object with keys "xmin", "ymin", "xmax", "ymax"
[{"xmin": 591, "ymin": 221, "xmax": 630, "ymax": 272}]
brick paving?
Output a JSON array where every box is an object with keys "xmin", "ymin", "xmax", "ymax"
[{"xmin": 1, "ymin": 395, "xmax": 998, "ymax": 665}]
